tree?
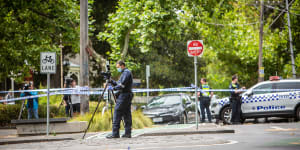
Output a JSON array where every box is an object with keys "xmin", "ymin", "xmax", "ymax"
[{"xmin": 0, "ymin": 0, "xmax": 80, "ymax": 84}]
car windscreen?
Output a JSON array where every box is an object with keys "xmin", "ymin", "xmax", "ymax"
[{"xmin": 147, "ymin": 95, "xmax": 181, "ymax": 108}]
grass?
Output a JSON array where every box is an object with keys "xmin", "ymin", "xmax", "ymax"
[{"xmin": 70, "ymin": 102, "xmax": 153, "ymax": 132}]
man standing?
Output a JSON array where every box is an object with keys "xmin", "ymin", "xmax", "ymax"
[
  {"xmin": 71, "ymin": 80, "xmax": 80, "ymax": 115},
  {"xmin": 106, "ymin": 60, "xmax": 133, "ymax": 139},
  {"xmin": 229, "ymin": 75, "xmax": 244, "ymax": 124},
  {"xmin": 5, "ymin": 90, "xmax": 15, "ymax": 105},
  {"xmin": 198, "ymin": 78, "xmax": 213, "ymax": 123},
  {"xmin": 21, "ymin": 82, "xmax": 39, "ymax": 119}
]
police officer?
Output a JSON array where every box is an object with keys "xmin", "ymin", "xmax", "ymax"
[
  {"xmin": 106, "ymin": 60, "xmax": 133, "ymax": 139},
  {"xmin": 229, "ymin": 75, "xmax": 245, "ymax": 124},
  {"xmin": 198, "ymin": 78, "xmax": 213, "ymax": 123}
]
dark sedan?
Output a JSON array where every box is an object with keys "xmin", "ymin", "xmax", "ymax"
[{"xmin": 142, "ymin": 93, "xmax": 198, "ymax": 124}]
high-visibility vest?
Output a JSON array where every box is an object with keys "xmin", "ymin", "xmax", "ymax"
[{"xmin": 201, "ymin": 84, "xmax": 210, "ymax": 97}]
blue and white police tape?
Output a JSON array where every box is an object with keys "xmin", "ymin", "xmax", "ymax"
[{"xmin": 1, "ymin": 87, "xmax": 300, "ymax": 103}]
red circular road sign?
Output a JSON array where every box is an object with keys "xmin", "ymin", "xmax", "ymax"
[{"xmin": 187, "ymin": 40, "xmax": 204, "ymax": 56}]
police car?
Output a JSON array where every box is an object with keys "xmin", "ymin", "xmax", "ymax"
[{"xmin": 210, "ymin": 77, "xmax": 300, "ymax": 124}]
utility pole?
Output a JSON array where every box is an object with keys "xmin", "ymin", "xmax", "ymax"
[
  {"xmin": 80, "ymin": 0, "xmax": 89, "ymax": 114},
  {"xmin": 258, "ymin": 0, "xmax": 264, "ymax": 82},
  {"xmin": 59, "ymin": 34, "xmax": 64, "ymax": 89},
  {"xmin": 285, "ymin": 0, "xmax": 297, "ymax": 78}
]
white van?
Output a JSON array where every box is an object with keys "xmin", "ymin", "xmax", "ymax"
[{"xmin": 210, "ymin": 79, "xmax": 300, "ymax": 124}]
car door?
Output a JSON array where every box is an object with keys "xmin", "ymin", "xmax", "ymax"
[
  {"xmin": 274, "ymin": 82, "xmax": 300, "ymax": 112},
  {"xmin": 242, "ymin": 83, "xmax": 275, "ymax": 114},
  {"xmin": 182, "ymin": 95, "xmax": 196, "ymax": 122}
]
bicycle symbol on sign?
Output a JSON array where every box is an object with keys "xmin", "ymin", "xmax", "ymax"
[{"xmin": 42, "ymin": 56, "xmax": 55, "ymax": 64}]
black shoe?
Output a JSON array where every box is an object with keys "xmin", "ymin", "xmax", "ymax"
[
  {"xmin": 121, "ymin": 134, "xmax": 131, "ymax": 138},
  {"xmin": 106, "ymin": 135, "xmax": 120, "ymax": 139}
]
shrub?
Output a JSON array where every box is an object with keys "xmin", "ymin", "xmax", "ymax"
[{"xmin": 70, "ymin": 108, "xmax": 153, "ymax": 132}]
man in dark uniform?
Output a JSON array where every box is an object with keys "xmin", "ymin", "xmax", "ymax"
[
  {"xmin": 198, "ymin": 78, "xmax": 213, "ymax": 123},
  {"xmin": 229, "ymin": 75, "xmax": 245, "ymax": 124},
  {"xmin": 106, "ymin": 60, "xmax": 133, "ymax": 138}
]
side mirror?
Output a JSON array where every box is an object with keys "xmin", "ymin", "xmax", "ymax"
[
  {"xmin": 141, "ymin": 105, "xmax": 146, "ymax": 109},
  {"xmin": 185, "ymin": 101, "xmax": 192, "ymax": 106},
  {"xmin": 245, "ymin": 91, "xmax": 253, "ymax": 97}
]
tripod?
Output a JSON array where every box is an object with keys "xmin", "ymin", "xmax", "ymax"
[
  {"xmin": 82, "ymin": 80, "xmax": 123, "ymax": 139},
  {"xmin": 58, "ymin": 95, "xmax": 73, "ymax": 118}
]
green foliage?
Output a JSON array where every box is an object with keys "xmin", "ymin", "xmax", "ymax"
[
  {"xmin": 0, "ymin": 0, "xmax": 80, "ymax": 82},
  {"xmin": 97, "ymin": 0, "xmax": 300, "ymax": 91},
  {"xmin": 0, "ymin": 103, "xmax": 65, "ymax": 126},
  {"xmin": 70, "ymin": 106, "xmax": 153, "ymax": 132}
]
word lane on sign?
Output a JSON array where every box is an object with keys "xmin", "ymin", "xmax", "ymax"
[{"xmin": 40, "ymin": 52, "xmax": 56, "ymax": 74}]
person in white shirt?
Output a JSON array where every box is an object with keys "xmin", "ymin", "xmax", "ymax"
[
  {"xmin": 5, "ymin": 90, "xmax": 15, "ymax": 105},
  {"xmin": 71, "ymin": 80, "xmax": 80, "ymax": 114}
]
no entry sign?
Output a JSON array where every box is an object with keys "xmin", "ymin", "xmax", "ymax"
[{"xmin": 187, "ymin": 40, "xmax": 204, "ymax": 57}]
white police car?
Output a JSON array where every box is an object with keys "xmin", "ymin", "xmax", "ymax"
[{"xmin": 210, "ymin": 77, "xmax": 300, "ymax": 124}]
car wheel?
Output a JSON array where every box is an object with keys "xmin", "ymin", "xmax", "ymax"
[
  {"xmin": 296, "ymin": 106, "xmax": 300, "ymax": 121},
  {"xmin": 220, "ymin": 106, "xmax": 232, "ymax": 124},
  {"xmin": 180, "ymin": 112, "xmax": 188, "ymax": 124}
]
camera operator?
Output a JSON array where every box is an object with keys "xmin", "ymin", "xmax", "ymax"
[
  {"xmin": 63, "ymin": 78, "xmax": 72, "ymax": 117},
  {"xmin": 106, "ymin": 60, "xmax": 133, "ymax": 139},
  {"xmin": 21, "ymin": 82, "xmax": 39, "ymax": 119}
]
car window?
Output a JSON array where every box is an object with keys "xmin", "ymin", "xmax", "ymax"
[
  {"xmin": 147, "ymin": 95, "xmax": 181, "ymax": 108},
  {"xmin": 275, "ymin": 82, "xmax": 300, "ymax": 92},
  {"xmin": 253, "ymin": 83, "xmax": 274, "ymax": 94}
]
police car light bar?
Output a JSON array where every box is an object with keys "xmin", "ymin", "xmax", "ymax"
[{"xmin": 269, "ymin": 76, "xmax": 280, "ymax": 81}]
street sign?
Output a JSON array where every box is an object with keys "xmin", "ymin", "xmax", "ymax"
[
  {"xmin": 40, "ymin": 52, "xmax": 56, "ymax": 74},
  {"xmin": 40, "ymin": 52, "xmax": 56, "ymax": 136},
  {"xmin": 187, "ymin": 40, "xmax": 204, "ymax": 57}
]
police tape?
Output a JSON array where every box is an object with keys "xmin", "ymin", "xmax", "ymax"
[{"xmin": 1, "ymin": 87, "xmax": 300, "ymax": 103}]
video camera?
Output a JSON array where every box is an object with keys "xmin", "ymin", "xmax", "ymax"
[
  {"xmin": 100, "ymin": 61, "xmax": 111, "ymax": 80},
  {"xmin": 64, "ymin": 77, "xmax": 73, "ymax": 88}
]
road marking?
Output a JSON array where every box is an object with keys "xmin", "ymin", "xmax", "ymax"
[
  {"xmin": 132, "ymin": 140, "xmax": 238, "ymax": 150},
  {"xmin": 85, "ymin": 124, "xmax": 197, "ymax": 140},
  {"xmin": 266, "ymin": 126, "xmax": 298, "ymax": 132}
]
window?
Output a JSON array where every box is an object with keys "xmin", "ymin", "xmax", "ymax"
[
  {"xmin": 253, "ymin": 83, "xmax": 274, "ymax": 94},
  {"xmin": 275, "ymin": 82, "xmax": 300, "ymax": 92}
]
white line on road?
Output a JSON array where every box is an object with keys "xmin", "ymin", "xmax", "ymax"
[{"xmin": 132, "ymin": 140, "xmax": 239, "ymax": 150}]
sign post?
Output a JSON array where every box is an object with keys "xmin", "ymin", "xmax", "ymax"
[
  {"xmin": 40, "ymin": 52, "xmax": 56, "ymax": 136},
  {"xmin": 187, "ymin": 40, "xmax": 204, "ymax": 130},
  {"xmin": 146, "ymin": 65, "xmax": 150, "ymax": 104}
]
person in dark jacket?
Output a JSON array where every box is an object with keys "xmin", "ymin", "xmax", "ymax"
[
  {"xmin": 229, "ymin": 75, "xmax": 245, "ymax": 124},
  {"xmin": 106, "ymin": 60, "xmax": 133, "ymax": 139}
]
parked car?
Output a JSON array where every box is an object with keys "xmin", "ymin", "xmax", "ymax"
[
  {"xmin": 210, "ymin": 78, "xmax": 300, "ymax": 124},
  {"xmin": 142, "ymin": 93, "xmax": 198, "ymax": 124}
]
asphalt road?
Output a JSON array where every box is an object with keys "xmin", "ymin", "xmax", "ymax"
[{"xmin": 1, "ymin": 120, "xmax": 300, "ymax": 150}]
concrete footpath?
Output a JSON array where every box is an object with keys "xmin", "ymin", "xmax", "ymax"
[{"xmin": 0, "ymin": 123, "xmax": 234, "ymax": 145}]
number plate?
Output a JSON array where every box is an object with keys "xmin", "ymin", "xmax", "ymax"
[{"xmin": 153, "ymin": 117, "xmax": 163, "ymax": 123}]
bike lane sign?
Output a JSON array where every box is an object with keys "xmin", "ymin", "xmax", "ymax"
[{"xmin": 40, "ymin": 52, "xmax": 56, "ymax": 74}]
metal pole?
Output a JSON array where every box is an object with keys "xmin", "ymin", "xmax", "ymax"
[
  {"xmin": 194, "ymin": 56, "xmax": 198, "ymax": 130},
  {"xmin": 60, "ymin": 35, "xmax": 64, "ymax": 89},
  {"xmin": 11, "ymin": 78, "xmax": 14, "ymax": 98},
  {"xmin": 258, "ymin": 0, "xmax": 264, "ymax": 82},
  {"xmin": 286, "ymin": 0, "xmax": 297, "ymax": 78},
  {"xmin": 146, "ymin": 65, "xmax": 150, "ymax": 104},
  {"xmin": 80, "ymin": 0, "xmax": 89, "ymax": 114},
  {"xmin": 46, "ymin": 73, "xmax": 50, "ymax": 136}
]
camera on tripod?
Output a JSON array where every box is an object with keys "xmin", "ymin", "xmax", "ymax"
[
  {"xmin": 100, "ymin": 61, "xmax": 111, "ymax": 80},
  {"xmin": 64, "ymin": 77, "xmax": 73, "ymax": 88}
]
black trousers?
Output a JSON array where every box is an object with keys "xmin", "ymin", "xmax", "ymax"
[
  {"xmin": 199, "ymin": 97, "xmax": 212, "ymax": 122},
  {"xmin": 230, "ymin": 97, "xmax": 241, "ymax": 123},
  {"xmin": 112, "ymin": 93, "xmax": 133, "ymax": 136}
]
